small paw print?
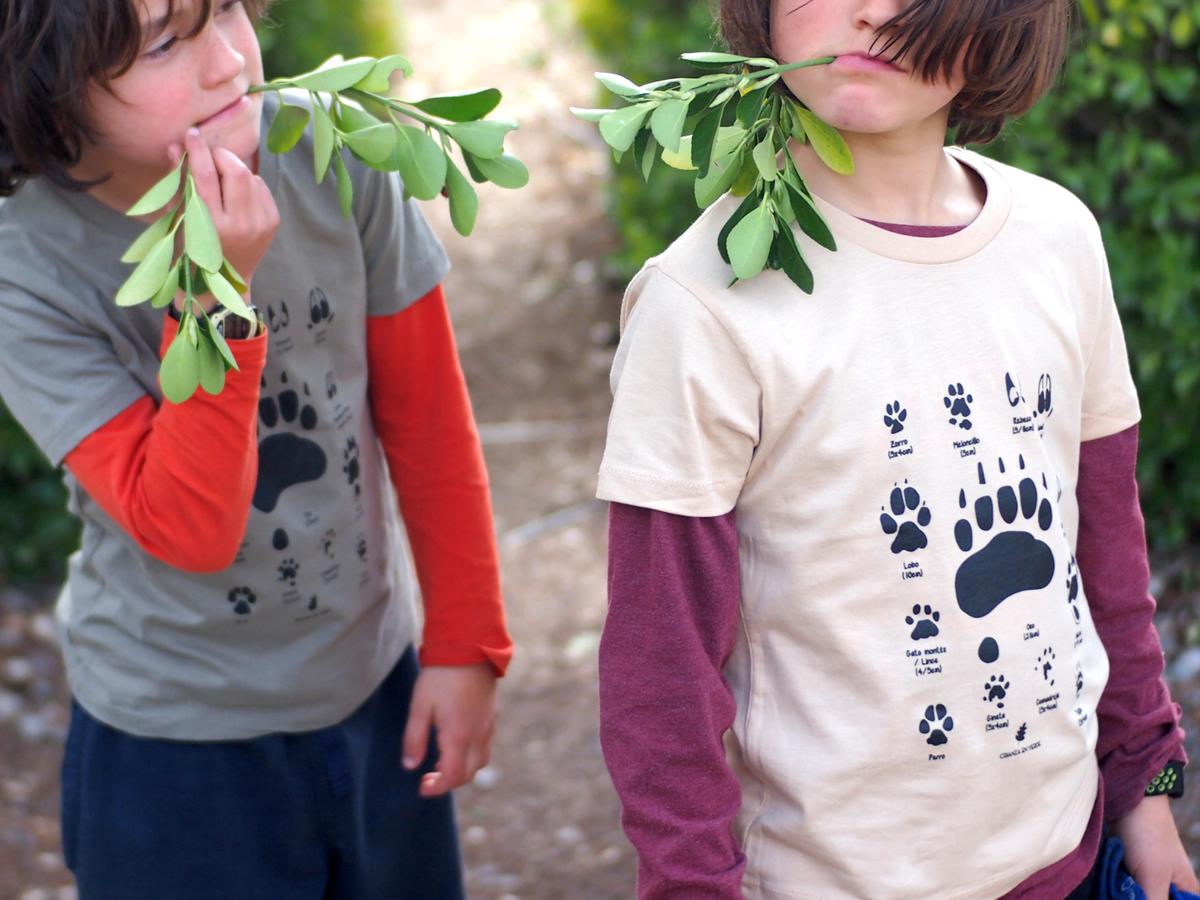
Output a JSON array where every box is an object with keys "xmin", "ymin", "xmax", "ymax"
[
  {"xmin": 1037, "ymin": 647, "xmax": 1056, "ymax": 685},
  {"xmin": 356, "ymin": 535, "xmax": 368, "ymax": 562},
  {"xmin": 919, "ymin": 704, "xmax": 954, "ymax": 746},
  {"xmin": 883, "ymin": 401, "xmax": 907, "ymax": 435},
  {"xmin": 944, "ymin": 383, "xmax": 974, "ymax": 430},
  {"xmin": 278, "ymin": 557, "xmax": 299, "ymax": 586},
  {"xmin": 1065, "ymin": 556, "xmax": 1080, "ymax": 623},
  {"xmin": 905, "ymin": 604, "xmax": 940, "ymax": 640},
  {"xmin": 983, "ymin": 674, "xmax": 1010, "ymax": 708},
  {"xmin": 879, "ymin": 481, "xmax": 932, "ymax": 554},
  {"xmin": 343, "ymin": 437, "xmax": 361, "ymax": 496},
  {"xmin": 1075, "ymin": 664, "xmax": 1084, "ymax": 697},
  {"xmin": 228, "ymin": 586, "xmax": 256, "ymax": 616}
]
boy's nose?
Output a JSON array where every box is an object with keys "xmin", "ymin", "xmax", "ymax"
[
  {"xmin": 200, "ymin": 25, "xmax": 246, "ymax": 87},
  {"xmin": 853, "ymin": 0, "xmax": 908, "ymax": 31}
]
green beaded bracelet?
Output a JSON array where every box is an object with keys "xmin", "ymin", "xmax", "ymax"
[{"xmin": 1145, "ymin": 760, "xmax": 1185, "ymax": 798}]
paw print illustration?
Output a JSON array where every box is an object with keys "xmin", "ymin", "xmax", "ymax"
[
  {"xmin": 943, "ymin": 383, "xmax": 974, "ymax": 430},
  {"xmin": 356, "ymin": 535, "xmax": 368, "ymax": 562},
  {"xmin": 343, "ymin": 437, "xmax": 361, "ymax": 496},
  {"xmin": 254, "ymin": 371, "xmax": 327, "ymax": 513},
  {"xmin": 228, "ymin": 586, "xmax": 256, "ymax": 616},
  {"xmin": 307, "ymin": 595, "xmax": 319, "ymax": 612},
  {"xmin": 325, "ymin": 371, "xmax": 338, "ymax": 400},
  {"xmin": 278, "ymin": 557, "xmax": 299, "ymax": 586},
  {"xmin": 883, "ymin": 401, "xmax": 907, "ymax": 435},
  {"xmin": 919, "ymin": 704, "xmax": 954, "ymax": 747},
  {"xmin": 1075, "ymin": 663, "xmax": 1084, "ymax": 697},
  {"xmin": 1034, "ymin": 373, "xmax": 1053, "ymax": 423},
  {"xmin": 905, "ymin": 604, "xmax": 940, "ymax": 640},
  {"xmin": 1065, "ymin": 556, "xmax": 1080, "ymax": 623},
  {"xmin": 953, "ymin": 456, "xmax": 1056, "ymax": 619},
  {"xmin": 879, "ymin": 481, "xmax": 932, "ymax": 554},
  {"xmin": 308, "ymin": 286, "xmax": 335, "ymax": 329},
  {"xmin": 321, "ymin": 529, "xmax": 336, "ymax": 559},
  {"xmin": 983, "ymin": 674, "xmax": 1010, "ymax": 708},
  {"xmin": 1004, "ymin": 372, "xmax": 1024, "ymax": 408},
  {"xmin": 266, "ymin": 300, "xmax": 290, "ymax": 334},
  {"xmin": 1015, "ymin": 722, "xmax": 1028, "ymax": 742},
  {"xmin": 1037, "ymin": 647, "xmax": 1056, "ymax": 685}
]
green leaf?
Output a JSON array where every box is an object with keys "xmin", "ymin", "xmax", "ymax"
[
  {"xmin": 691, "ymin": 105, "xmax": 725, "ymax": 177},
  {"xmin": 413, "ymin": 88, "xmax": 503, "ymax": 122},
  {"xmin": 775, "ymin": 220, "xmax": 815, "ymax": 293},
  {"xmin": 196, "ymin": 326, "xmax": 226, "ymax": 395},
  {"xmin": 752, "ymin": 137, "xmax": 779, "ymax": 181},
  {"xmin": 160, "ymin": 326, "xmax": 202, "ymax": 404},
  {"xmin": 462, "ymin": 152, "xmax": 487, "ymax": 183},
  {"xmin": 352, "ymin": 54, "xmax": 414, "ymax": 93},
  {"xmin": 127, "ymin": 157, "xmax": 185, "ymax": 216},
  {"xmin": 207, "ymin": 315, "xmax": 238, "ymax": 370},
  {"xmin": 649, "ymin": 98, "xmax": 688, "ymax": 152},
  {"xmin": 595, "ymin": 72, "xmax": 644, "ymax": 98},
  {"xmin": 150, "ymin": 261, "xmax": 181, "ymax": 309},
  {"xmin": 635, "ymin": 129, "xmax": 658, "ymax": 181},
  {"xmin": 470, "ymin": 153, "xmax": 529, "ymax": 190},
  {"xmin": 335, "ymin": 102, "xmax": 381, "ymax": 133},
  {"xmin": 792, "ymin": 105, "xmax": 854, "ymax": 175},
  {"xmin": 680, "ymin": 51, "xmax": 773, "ymax": 69},
  {"xmin": 393, "ymin": 125, "xmax": 448, "ymax": 200},
  {"xmin": 727, "ymin": 203, "xmax": 774, "ymax": 280},
  {"xmin": 266, "ymin": 103, "xmax": 310, "ymax": 154},
  {"xmin": 736, "ymin": 87, "xmax": 768, "ymax": 128},
  {"xmin": 598, "ymin": 104, "xmax": 653, "ymax": 154},
  {"xmin": 445, "ymin": 159, "xmax": 478, "ymax": 236},
  {"xmin": 333, "ymin": 153, "xmax": 354, "ymax": 218},
  {"xmin": 183, "ymin": 186, "xmax": 222, "ymax": 273},
  {"xmin": 343, "ymin": 123, "xmax": 397, "ymax": 165},
  {"xmin": 121, "ymin": 209, "xmax": 176, "ymax": 264},
  {"xmin": 116, "ymin": 235, "xmax": 175, "ymax": 306},
  {"xmin": 293, "ymin": 56, "xmax": 377, "ymax": 92},
  {"xmin": 445, "ymin": 119, "xmax": 516, "ymax": 160},
  {"xmin": 569, "ymin": 107, "xmax": 613, "ymax": 123},
  {"xmin": 661, "ymin": 134, "xmax": 696, "ymax": 171},
  {"xmin": 206, "ymin": 270, "xmax": 254, "ymax": 320},
  {"xmin": 718, "ymin": 191, "xmax": 759, "ymax": 265},
  {"xmin": 730, "ymin": 150, "xmax": 760, "ymax": 197},
  {"xmin": 695, "ymin": 151, "xmax": 742, "ymax": 208},
  {"xmin": 313, "ymin": 103, "xmax": 335, "ymax": 183},
  {"xmin": 787, "ymin": 184, "xmax": 837, "ymax": 251},
  {"xmin": 221, "ymin": 259, "xmax": 247, "ymax": 295}
]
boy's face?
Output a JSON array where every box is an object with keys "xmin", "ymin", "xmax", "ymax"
[
  {"xmin": 770, "ymin": 0, "xmax": 963, "ymax": 138},
  {"xmin": 83, "ymin": 0, "xmax": 263, "ymax": 184}
]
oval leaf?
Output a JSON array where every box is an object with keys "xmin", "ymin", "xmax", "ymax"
[
  {"xmin": 445, "ymin": 159, "xmax": 478, "ymax": 236},
  {"xmin": 470, "ymin": 153, "xmax": 529, "ymax": 190},
  {"xmin": 569, "ymin": 107, "xmax": 612, "ymax": 123},
  {"xmin": 150, "ymin": 261, "xmax": 181, "ymax": 309},
  {"xmin": 661, "ymin": 134, "xmax": 696, "ymax": 171},
  {"xmin": 352, "ymin": 54, "xmax": 414, "ymax": 93},
  {"xmin": 393, "ymin": 126, "xmax": 448, "ymax": 200},
  {"xmin": 313, "ymin": 104, "xmax": 335, "ymax": 183},
  {"xmin": 334, "ymin": 153, "xmax": 354, "ymax": 218},
  {"xmin": 127, "ymin": 157, "xmax": 185, "ymax": 217},
  {"xmin": 197, "ymin": 330, "xmax": 226, "ymax": 395},
  {"xmin": 334, "ymin": 102, "xmax": 380, "ymax": 134},
  {"xmin": 160, "ymin": 327, "xmax": 202, "ymax": 404},
  {"xmin": 793, "ymin": 106, "xmax": 854, "ymax": 175},
  {"xmin": 695, "ymin": 152, "xmax": 742, "ymax": 208},
  {"xmin": 649, "ymin": 98, "xmax": 688, "ymax": 152},
  {"xmin": 752, "ymin": 137, "xmax": 779, "ymax": 181},
  {"xmin": 206, "ymin": 270, "xmax": 253, "ymax": 320},
  {"xmin": 266, "ymin": 103, "xmax": 310, "ymax": 154},
  {"xmin": 445, "ymin": 119, "xmax": 516, "ymax": 160},
  {"xmin": 727, "ymin": 203, "xmax": 774, "ymax": 280},
  {"xmin": 775, "ymin": 220, "xmax": 815, "ymax": 293},
  {"xmin": 121, "ymin": 209, "xmax": 176, "ymax": 264},
  {"xmin": 116, "ymin": 235, "xmax": 175, "ymax": 306},
  {"xmin": 413, "ymin": 88, "xmax": 503, "ymax": 122},
  {"xmin": 183, "ymin": 188, "xmax": 222, "ymax": 273},
  {"xmin": 598, "ymin": 104, "xmax": 652, "ymax": 154},
  {"xmin": 343, "ymin": 123, "xmax": 397, "ymax": 165},
  {"xmin": 293, "ymin": 56, "xmax": 377, "ymax": 92},
  {"xmin": 787, "ymin": 184, "xmax": 837, "ymax": 251},
  {"xmin": 595, "ymin": 72, "xmax": 644, "ymax": 98}
]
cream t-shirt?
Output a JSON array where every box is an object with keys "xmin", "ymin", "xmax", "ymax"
[{"xmin": 597, "ymin": 148, "xmax": 1140, "ymax": 899}]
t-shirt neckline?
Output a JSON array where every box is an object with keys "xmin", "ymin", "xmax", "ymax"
[{"xmin": 806, "ymin": 146, "xmax": 1012, "ymax": 265}]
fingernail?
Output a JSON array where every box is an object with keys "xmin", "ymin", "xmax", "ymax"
[
  {"xmin": 402, "ymin": 755, "xmax": 417, "ymax": 769},
  {"xmin": 188, "ymin": 127, "xmax": 200, "ymax": 139}
]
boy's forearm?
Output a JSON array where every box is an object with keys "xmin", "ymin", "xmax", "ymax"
[
  {"xmin": 601, "ymin": 502, "xmax": 745, "ymax": 899},
  {"xmin": 367, "ymin": 286, "xmax": 512, "ymax": 676},
  {"xmin": 1076, "ymin": 424, "xmax": 1187, "ymax": 822},
  {"xmin": 64, "ymin": 318, "xmax": 266, "ymax": 573}
]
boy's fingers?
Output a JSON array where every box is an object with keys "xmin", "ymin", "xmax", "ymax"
[
  {"xmin": 400, "ymin": 693, "xmax": 432, "ymax": 771},
  {"xmin": 184, "ymin": 128, "xmax": 222, "ymax": 212},
  {"xmin": 428, "ymin": 737, "xmax": 467, "ymax": 796},
  {"xmin": 212, "ymin": 148, "xmax": 253, "ymax": 215}
]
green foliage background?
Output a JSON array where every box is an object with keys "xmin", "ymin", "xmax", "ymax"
[
  {"xmin": 571, "ymin": 0, "xmax": 1200, "ymax": 553},
  {"xmin": 0, "ymin": 0, "xmax": 391, "ymax": 585}
]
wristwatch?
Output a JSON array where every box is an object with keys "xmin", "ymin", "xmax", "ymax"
[
  {"xmin": 167, "ymin": 302, "xmax": 261, "ymax": 340},
  {"xmin": 1145, "ymin": 760, "xmax": 1185, "ymax": 798}
]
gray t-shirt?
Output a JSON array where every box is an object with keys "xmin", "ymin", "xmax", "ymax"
[{"xmin": 0, "ymin": 93, "xmax": 450, "ymax": 739}]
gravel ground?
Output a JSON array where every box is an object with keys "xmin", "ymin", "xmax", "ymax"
[{"xmin": 1, "ymin": 1, "xmax": 1197, "ymax": 897}]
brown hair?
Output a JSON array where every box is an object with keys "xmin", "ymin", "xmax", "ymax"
[
  {"xmin": 719, "ymin": 0, "xmax": 1071, "ymax": 145},
  {"xmin": 0, "ymin": 0, "xmax": 271, "ymax": 196}
]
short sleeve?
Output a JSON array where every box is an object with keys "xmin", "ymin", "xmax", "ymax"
[
  {"xmin": 596, "ymin": 267, "xmax": 760, "ymax": 516},
  {"xmin": 1078, "ymin": 224, "xmax": 1140, "ymax": 441},
  {"xmin": 0, "ymin": 285, "xmax": 146, "ymax": 466},
  {"xmin": 350, "ymin": 162, "xmax": 451, "ymax": 317}
]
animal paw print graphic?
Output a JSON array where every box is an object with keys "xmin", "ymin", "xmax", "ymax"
[
  {"xmin": 254, "ymin": 372, "xmax": 327, "ymax": 513},
  {"xmin": 953, "ymin": 456, "xmax": 1056, "ymax": 619},
  {"xmin": 308, "ymin": 286, "xmax": 335, "ymax": 329},
  {"xmin": 343, "ymin": 437, "xmax": 361, "ymax": 496},
  {"xmin": 228, "ymin": 586, "xmax": 256, "ymax": 616},
  {"xmin": 278, "ymin": 557, "xmax": 299, "ymax": 586},
  {"xmin": 1037, "ymin": 647, "xmax": 1056, "ymax": 685},
  {"xmin": 1015, "ymin": 722, "xmax": 1028, "ymax": 742},
  {"xmin": 905, "ymin": 604, "xmax": 940, "ymax": 640},
  {"xmin": 1065, "ymin": 556, "xmax": 1081, "ymax": 623},
  {"xmin": 356, "ymin": 535, "xmax": 368, "ymax": 562},
  {"xmin": 1034, "ymin": 373, "xmax": 1053, "ymax": 432},
  {"xmin": 266, "ymin": 300, "xmax": 290, "ymax": 334},
  {"xmin": 1075, "ymin": 663, "xmax": 1084, "ymax": 698},
  {"xmin": 943, "ymin": 383, "xmax": 974, "ymax": 430},
  {"xmin": 879, "ymin": 481, "xmax": 932, "ymax": 554},
  {"xmin": 883, "ymin": 401, "xmax": 907, "ymax": 435},
  {"xmin": 983, "ymin": 674, "xmax": 1010, "ymax": 708},
  {"xmin": 321, "ymin": 529, "xmax": 336, "ymax": 559},
  {"xmin": 919, "ymin": 704, "xmax": 954, "ymax": 746}
]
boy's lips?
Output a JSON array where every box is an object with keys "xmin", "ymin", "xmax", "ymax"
[
  {"xmin": 831, "ymin": 53, "xmax": 905, "ymax": 74},
  {"xmin": 197, "ymin": 94, "xmax": 251, "ymax": 128}
]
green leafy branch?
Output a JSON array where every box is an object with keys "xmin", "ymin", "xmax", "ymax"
[
  {"xmin": 571, "ymin": 51, "xmax": 854, "ymax": 292},
  {"xmin": 118, "ymin": 53, "xmax": 528, "ymax": 404}
]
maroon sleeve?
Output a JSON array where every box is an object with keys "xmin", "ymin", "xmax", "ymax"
[
  {"xmin": 1076, "ymin": 424, "xmax": 1187, "ymax": 823},
  {"xmin": 599, "ymin": 502, "xmax": 745, "ymax": 899}
]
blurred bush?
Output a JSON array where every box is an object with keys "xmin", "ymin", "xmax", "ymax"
[
  {"xmin": 573, "ymin": 0, "xmax": 1200, "ymax": 553},
  {"xmin": 0, "ymin": 0, "xmax": 399, "ymax": 586}
]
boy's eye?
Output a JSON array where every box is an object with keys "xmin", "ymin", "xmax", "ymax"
[
  {"xmin": 145, "ymin": 36, "xmax": 177, "ymax": 58},
  {"xmin": 217, "ymin": 0, "xmax": 243, "ymax": 13}
]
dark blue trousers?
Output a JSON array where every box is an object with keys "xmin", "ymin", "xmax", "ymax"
[{"xmin": 60, "ymin": 646, "xmax": 465, "ymax": 899}]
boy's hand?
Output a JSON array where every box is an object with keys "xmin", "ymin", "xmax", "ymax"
[
  {"xmin": 1113, "ymin": 795, "xmax": 1199, "ymax": 899},
  {"xmin": 168, "ymin": 127, "xmax": 279, "ymax": 296},
  {"xmin": 401, "ymin": 662, "xmax": 497, "ymax": 798}
]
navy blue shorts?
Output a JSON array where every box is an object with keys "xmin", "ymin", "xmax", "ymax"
[{"xmin": 60, "ymin": 646, "xmax": 465, "ymax": 899}]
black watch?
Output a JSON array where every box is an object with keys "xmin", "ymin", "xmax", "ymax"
[
  {"xmin": 167, "ymin": 303, "xmax": 260, "ymax": 340},
  {"xmin": 1145, "ymin": 760, "xmax": 1185, "ymax": 798}
]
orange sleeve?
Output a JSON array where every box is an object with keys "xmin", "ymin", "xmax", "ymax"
[
  {"xmin": 64, "ymin": 318, "xmax": 267, "ymax": 573},
  {"xmin": 367, "ymin": 285, "xmax": 512, "ymax": 676}
]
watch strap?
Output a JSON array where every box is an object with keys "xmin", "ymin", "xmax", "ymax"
[{"xmin": 1145, "ymin": 759, "xmax": 1185, "ymax": 798}]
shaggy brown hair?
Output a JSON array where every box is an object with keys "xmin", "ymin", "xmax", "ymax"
[
  {"xmin": 0, "ymin": 0, "xmax": 271, "ymax": 196},
  {"xmin": 719, "ymin": 0, "xmax": 1071, "ymax": 145}
]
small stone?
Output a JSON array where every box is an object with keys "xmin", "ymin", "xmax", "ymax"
[
  {"xmin": 556, "ymin": 825, "xmax": 583, "ymax": 844},
  {"xmin": 599, "ymin": 845, "xmax": 622, "ymax": 864},
  {"xmin": 562, "ymin": 631, "xmax": 600, "ymax": 662},
  {"xmin": 4, "ymin": 657, "xmax": 34, "ymax": 685},
  {"xmin": 472, "ymin": 765, "xmax": 500, "ymax": 790},
  {"xmin": 36, "ymin": 851, "xmax": 61, "ymax": 871},
  {"xmin": 464, "ymin": 825, "xmax": 488, "ymax": 846}
]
